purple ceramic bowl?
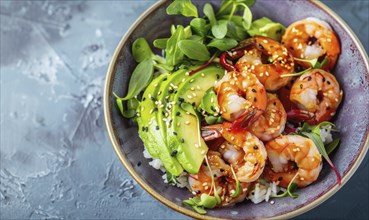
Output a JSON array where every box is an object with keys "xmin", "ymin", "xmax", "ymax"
[{"xmin": 104, "ymin": 0, "xmax": 369, "ymax": 219}]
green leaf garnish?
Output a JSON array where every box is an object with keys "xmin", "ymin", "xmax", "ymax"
[
  {"xmin": 326, "ymin": 138, "xmax": 340, "ymax": 155},
  {"xmin": 166, "ymin": 0, "xmax": 198, "ymax": 18},
  {"xmin": 280, "ymin": 67, "xmax": 312, "ymax": 78},
  {"xmin": 207, "ymin": 38, "xmax": 238, "ymax": 51},
  {"xmin": 297, "ymin": 121, "xmax": 341, "ymax": 185},
  {"xmin": 294, "ymin": 57, "xmax": 329, "ymax": 69},
  {"xmin": 113, "ymin": 93, "xmax": 139, "ymax": 118},
  {"xmin": 199, "ymin": 194, "xmax": 217, "ymax": 209},
  {"xmin": 275, "ymin": 172, "xmax": 299, "ymax": 199},
  {"xmin": 165, "ymin": 25, "xmax": 186, "ymax": 66},
  {"xmin": 132, "ymin": 38, "xmax": 154, "ymax": 63},
  {"xmin": 230, "ymin": 165, "xmax": 242, "ymax": 198},
  {"xmin": 212, "ymin": 20, "xmax": 228, "ymax": 39},
  {"xmin": 178, "ymin": 40, "xmax": 211, "ymax": 61},
  {"xmin": 203, "ymin": 3, "xmax": 216, "ymax": 26}
]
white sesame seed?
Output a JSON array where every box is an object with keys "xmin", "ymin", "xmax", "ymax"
[
  {"xmin": 185, "ymin": 121, "xmax": 190, "ymax": 125},
  {"xmin": 187, "ymin": 95, "xmax": 192, "ymax": 99}
]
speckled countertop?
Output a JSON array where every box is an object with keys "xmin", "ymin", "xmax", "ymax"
[{"xmin": 0, "ymin": 1, "xmax": 368, "ymax": 219}]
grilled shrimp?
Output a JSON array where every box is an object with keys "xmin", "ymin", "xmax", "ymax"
[
  {"xmin": 282, "ymin": 17, "xmax": 340, "ymax": 71},
  {"xmin": 264, "ymin": 135, "xmax": 322, "ymax": 188},
  {"xmin": 202, "ymin": 122, "xmax": 267, "ymax": 183},
  {"xmin": 249, "ymin": 93, "xmax": 287, "ymax": 141},
  {"xmin": 234, "ymin": 36, "xmax": 295, "ymax": 91},
  {"xmin": 188, "ymin": 151, "xmax": 251, "ymax": 206},
  {"xmin": 215, "ymin": 70, "xmax": 267, "ymax": 128},
  {"xmin": 289, "ymin": 69, "xmax": 343, "ymax": 124}
]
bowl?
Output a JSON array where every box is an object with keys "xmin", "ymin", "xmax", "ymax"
[{"xmin": 104, "ymin": 0, "xmax": 369, "ymax": 219}]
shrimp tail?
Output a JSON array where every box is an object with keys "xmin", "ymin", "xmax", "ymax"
[
  {"xmin": 231, "ymin": 108, "xmax": 258, "ymax": 131},
  {"xmin": 201, "ymin": 124, "xmax": 223, "ymax": 141},
  {"xmin": 286, "ymin": 109, "xmax": 315, "ymax": 123}
]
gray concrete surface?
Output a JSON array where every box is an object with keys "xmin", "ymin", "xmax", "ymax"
[{"xmin": 1, "ymin": 0, "xmax": 368, "ymax": 219}]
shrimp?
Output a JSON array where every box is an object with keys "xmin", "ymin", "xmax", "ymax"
[
  {"xmin": 215, "ymin": 70, "xmax": 267, "ymax": 128},
  {"xmin": 188, "ymin": 151, "xmax": 251, "ymax": 206},
  {"xmin": 234, "ymin": 36, "xmax": 295, "ymax": 92},
  {"xmin": 249, "ymin": 93, "xmax": 287, "ymax": 142},
  {"xmin": 289, "ymin": 69, "xmax": 343, "ymax": 124},
  {"xmin": 201, "ymin": 122, "xmax": 267, "ymax": 183},
  {"xmin": 264, "ymin": 135, "xmax": 323, "ymax": 188},
  {"xmin": 282, "ymin": 17, "xmax": 340, "ymax": 71}
]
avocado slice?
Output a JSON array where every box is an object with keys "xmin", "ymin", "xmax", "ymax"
[
  {"xmin": 156, "ymin": 69, "xmax": 190, "ymax": 150},
  {"xmin": 168, "ymin": 65, "xmax": 225, "ymax": 174},
  {"xmin": 137, "ymin": 73, "xmax": 183, "ymax": 176}
]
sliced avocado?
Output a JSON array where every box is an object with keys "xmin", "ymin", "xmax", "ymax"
[
  {"xmin": 156, "ymin": 69, "xmax": 190, "ymax": 150},
  {"xmin": 137, "ymin": 73, "xmax": 183, "ymax": 176},
  {"xmin": 168, "ymin": 65, "xmax": 225, "ymax": 174},
  {"xmin": 248, "ymin": 17, "xmax": 286, "ymax": 41}
]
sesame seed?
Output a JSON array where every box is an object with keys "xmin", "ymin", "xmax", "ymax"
[
  {"xmin": 185, "ymin": 121, "xmax": 190, "ymax": 125},
  {"xmin": 265, "ymin": 71, "xmax": 269, "ymax": 76},
  {"xmin": 190, "ymin": 79, "xmax": 194, "ymax": 83},
  {"xmin": 185, "ymin": 72, "xmax": 190, "ymax": 76},
  {"xmin": 259, "ymin": 72, "xmax": 264, "ymax": 77},
  {"xmin": 270, "ymin": 200, "xmax": 275, "ymax": 204},
  {"xmin": 190, "ymin": 87, "xmax": 195, "ymax": 91},
  {"xmin": 192, "ymin": 92, "xmax": 197, "ymax": 97},
  {"xmin": 195, "ymin": 144, "xmax": 200, "ymax": 148},
  {"xmin": 181, "ymin": 78, "xmax": 186, "ymax": 83},
  {"xmin": 196, "ymin": 85, "xmax": 201, "ymax": 90},
  {"xmin": 201, "ymin": 150, "xmax": 206, "ymax": 155},
  {"xmin": 177, "ymin": 122, "xmax": 180, "ymax": 127},
  {"xmin": 263, "ymin": 39, "xmax": 268, "ymax": 43},
  {"xmin": 201, "ymin": 73, "xmax": 205, "ymax": 77},
  {"xmin": 187, "ymin": 95, "xmax": 192, "ymax": 99}
]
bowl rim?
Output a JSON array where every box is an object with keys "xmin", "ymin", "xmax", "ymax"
[{"xmin": 103, "ymin": 0, "xmax": 369, "ymax": 219}]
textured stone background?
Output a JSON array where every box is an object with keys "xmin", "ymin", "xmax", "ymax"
[{"xmin": 0, "ymin": 0, "xmax": 368, "ymax": 219}]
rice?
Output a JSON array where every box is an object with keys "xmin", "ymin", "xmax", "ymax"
[
  {"xmin": 143, "ymin": 147, "xmax": 165, "ymax": 172},
  {"xmin": 144, "ymin": 147, "xmax": 188, "ymax": 188},
  {"xmin": 320, "ymin": 125, "xmax": 333, "ymax": 144},
  {"xmin": 247, "ymin": 179, "xmax": 282, "ymax": 204}
]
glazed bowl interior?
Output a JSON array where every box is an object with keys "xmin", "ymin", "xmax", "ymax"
[{"xmin": 104, "ymin": 0, "xmax": 369, "ymax": 219}]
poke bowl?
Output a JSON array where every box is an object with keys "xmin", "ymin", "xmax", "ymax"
[{"xmin": 104, "ymin": 0, "xmax": 369, "ymax": 219}]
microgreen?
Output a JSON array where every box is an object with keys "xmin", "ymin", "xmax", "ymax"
[
  {"xmin": 166, "ymin": 0, "xmax": 198, "ymax": 18},
  {"xmin": 207, "ymin": 38, "xmax": 238, "ymax": 51},
  {"xmin": 230, "ymin": 165, "xmax": 242, "ymax": 198},
  {"xmin": 294, "ymin": 57, "xmax": 329, "ymax": 69},
  {"xmin": 178, "ymin": 40, "xmax": 211, "ymax": 61},
  {"xmin": 280, "ymin": 67, "xmax": 312, "ymax": 78},
  {"xmin": 153, "ymin": 38, "xmax": 168, "ymax": 49},
  {"xmin": 203, "ymin": 3, "xmax": 216, "ymax": 26},
  {"xmin": 166, "ymin": 172, "xmax": 176, "ymax": 185},
  {"xmin": 166, "ymin": 25, "xmax": 186, "ymax": 67},
  {"xmin": 212, "ymin": 20, "xmax": 228, "ymax": 39},
  {"xmin": 132, "ymin": 38, "xmax": 154, "ymax": 63},
  {"xmin": 297, "ymin": 122, "xmax": 341, "ymax": 185},
  {"xmin": 275, "ymin": 172, "xmax": 299, "ymax": 199},
  {"xmin": 326, "ymin": 138, "xmax": 340, "ymax": 155},
  {"xmin": 113, "ymin": 93, "xmax": 139, "ymax": 118},
  {"xmin": 190, "ymin": 18, "xmax": 209, "ymax": 37}
]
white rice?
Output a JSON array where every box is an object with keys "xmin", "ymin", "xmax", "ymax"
[
  {"xmin": 247, "ymin": 178, "xmax": 282, "ymax": 204},
  {"xmin": 320, "ymin": 125, "xmax": 333, "ymax": 144},
  {"xmin": 143, "ymin": 147, "xmax": 188, "ymax": 188}
]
